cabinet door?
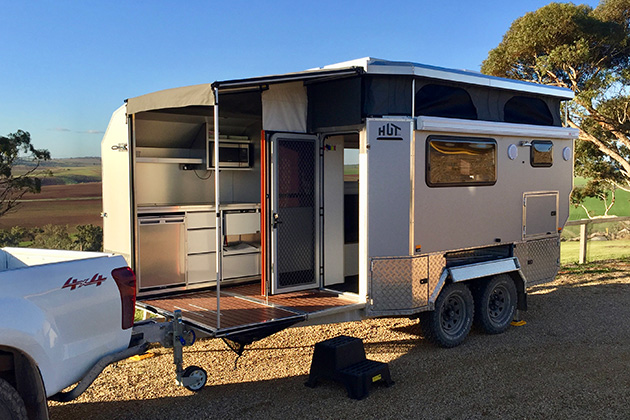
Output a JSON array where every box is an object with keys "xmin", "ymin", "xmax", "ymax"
[
  {"xmin": 523, "ymin": 192, "xmax": 558, "ymax": 239},
  {"xmin": 187, "ymin": 253, "xmax": 217, "ymax": 284}
]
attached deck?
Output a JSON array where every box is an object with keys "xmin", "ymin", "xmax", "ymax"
[{"xmin": 138, "ymin": 283, "xmax": 362, "ymax": 338}]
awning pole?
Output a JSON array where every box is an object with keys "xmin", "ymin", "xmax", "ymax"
[
  {"xmin": 214, "ymin": 87, "xmax": 222, "ymax": 330},
  {"xmin": 411, "ymin": 79, "xmax": 416, "ymax": 118}
]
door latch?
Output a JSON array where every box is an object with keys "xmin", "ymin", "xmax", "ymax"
[{"xmin": 273, "ymin": 213, "xmax": 282, "ymax": 228}]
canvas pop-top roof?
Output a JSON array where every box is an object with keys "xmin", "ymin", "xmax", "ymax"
[{"xmin": 126, "ymin": 57, "xmax": 575, "ymax": 129}]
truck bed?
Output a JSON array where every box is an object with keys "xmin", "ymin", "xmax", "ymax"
[{"xmin": 138, "ymin": 283, "xmax": 362, "ymax": 339}]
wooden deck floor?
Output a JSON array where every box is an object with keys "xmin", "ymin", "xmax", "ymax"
[
  {"xmin": 141, "ymin": 284, "xmax": 358, "ymax": 334},
  {"xmin": 227, "ymin": 283, "xmax": 357, "ymax": 313}
]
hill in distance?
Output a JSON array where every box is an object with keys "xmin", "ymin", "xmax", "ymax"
[{"xmin": 14, "ymin": 157, "xmax": 101, "ymax": 185}]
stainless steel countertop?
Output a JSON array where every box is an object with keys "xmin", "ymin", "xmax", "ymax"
[{"xmin": 137, "ymin": 203, "xmax": 260, "ymax": 213}]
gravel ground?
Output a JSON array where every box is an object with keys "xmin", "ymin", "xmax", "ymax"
[{"xmin": 49, "ymin": 261, "xmax": 630, "ymax": 420}]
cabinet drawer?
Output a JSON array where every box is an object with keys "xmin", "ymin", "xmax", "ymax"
[
  {"xmin": 187, "ymin": 253, "xmax": 216, "ymax": 284},
  {"xmin": 225, "ymin": 212, "xmax": 260, "ymax": 235},
  {"xmin": 187, "ymin": 229, "xmax": 216, "ymax": 253},
  {"xmin": 223, "ymin": 253, "xmax": 261, "ymax": 278},
  {"xmin": 187, "ymin": 211, "xmax": 216, "ymax": 228}
]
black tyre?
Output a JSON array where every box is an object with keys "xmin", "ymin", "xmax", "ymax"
[
  {"xmin": 420, "ymin": 282, "xmax": 474, "ymax": 348},
  {"xmin": 182, "ymin": 365, "xmax": 207, "ymax": 392},
  {"xmin": 0, "ymin": 378, "xmax": 27, "ymax": 420},
  {"xmin": 473, "ymin": 274, "xmax": 517, "ymax": 334}
]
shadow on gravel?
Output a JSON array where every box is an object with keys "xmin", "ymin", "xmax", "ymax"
[{"xmin": 49, "ymin": 274, "xmax": 630, "ymax": 420}]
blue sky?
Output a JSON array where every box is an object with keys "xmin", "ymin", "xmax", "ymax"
[{"xmin": 1, "ymin": 0, "xmax": 600, "ymax": 158}]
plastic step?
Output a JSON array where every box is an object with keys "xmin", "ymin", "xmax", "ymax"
[{"xmin": 305, "ymin": 335, "xmax": 394, "ymax": 399}]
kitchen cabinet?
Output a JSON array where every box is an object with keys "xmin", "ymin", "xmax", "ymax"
[
  {"xmin": 185, "ymin": 206, "xmax": 260, "ymax": 286},
  {"xmin": 137, "ymin": 204, "xmax": 261, "ymax": 292},
  {"xmin": 186, "ymin": 210, "xmax": 217, "ymax": 285}
]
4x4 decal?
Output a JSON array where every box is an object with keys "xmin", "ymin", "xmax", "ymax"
[{"xmin": 62, "ymin": 274, "xmax": 107, "ymax": 290}]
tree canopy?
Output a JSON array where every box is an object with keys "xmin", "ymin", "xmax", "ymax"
[
  {"xmin": 0, "ymin": 130, "xmax": 51, "ymax": 217},
  {"xmin": 482, "ymin": 0, "xmax": 630, "ymax": 203}
]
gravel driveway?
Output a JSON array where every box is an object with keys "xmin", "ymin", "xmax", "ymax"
[{"xmin": 49, "ymin": 261, "xmax": 630, "ymax": 420}]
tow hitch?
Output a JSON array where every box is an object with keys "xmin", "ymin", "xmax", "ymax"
[{"xmin": 132, "ymin": 310, "xmax": 207, "ymax": 392}]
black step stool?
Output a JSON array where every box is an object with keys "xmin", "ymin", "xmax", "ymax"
[{"xmin": 305, "ymin": 335, "xmax": 394, "ymax": 400}]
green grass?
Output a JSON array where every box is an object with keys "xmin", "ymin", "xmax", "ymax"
[
  {"xmin": 561, "ymin": 239, "xmax": 630, "ymax": 264},
  {"xmin": 569, "ymin": 177, "xmax": 630, "ymax": 220},
  {"xmin": 134, "ymin": 308, "xmax": 158, "ymax": 322}
]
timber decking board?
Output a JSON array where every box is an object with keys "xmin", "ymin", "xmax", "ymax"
[
  {"xmin": 228, "ymin": 283, "xmax": 358, "ymax": 313},
  {"xmin": 143, "ymin": 291, "xmax": 299, "ymax": 331},
  {"xmin": 142, "ymin": 285, "xmax": 358, "ymax": 332}
]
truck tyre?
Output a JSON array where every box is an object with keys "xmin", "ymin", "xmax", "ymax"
[
  {"xmin": 0, "ymin": 378, "xmax": 27, "ymax": 420},
  {"xmin": 420, "ymin": 282, "xmax": 474, "ymax": 348},
  {"xmin": 473, "ymin": 274, "xmax": 517, "ymax": 334}
]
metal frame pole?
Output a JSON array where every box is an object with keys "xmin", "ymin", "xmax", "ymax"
[{"xmin": 214, "ymin": 87, "xmax": 222, "ymax": 329}]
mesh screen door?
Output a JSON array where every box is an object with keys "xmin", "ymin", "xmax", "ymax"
[{"xmin": 271, "ymin": 134, "xmax": 319, "ymax": 293}]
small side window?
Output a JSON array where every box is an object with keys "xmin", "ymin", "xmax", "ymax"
[
  {"xmin": 531, "ymin": 140, "xmax": 553, "ymax": 167},
  {"xmin": 426, "ymin": 136, "xmax": 496, "ymax": 187}
]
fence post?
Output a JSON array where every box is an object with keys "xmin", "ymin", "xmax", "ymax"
[{"xmin": 579, "ymin": 222, "xmax": 588, "ymax": 264}]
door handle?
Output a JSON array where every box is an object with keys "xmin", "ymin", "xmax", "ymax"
[{"xmin": 273, "ymin": 213, "xmax": 282, "ymax": 228}]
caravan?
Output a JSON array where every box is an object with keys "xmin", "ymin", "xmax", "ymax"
[{"xmin": 102, "ymin": 58, "xmax": 578, "ymax": 350}]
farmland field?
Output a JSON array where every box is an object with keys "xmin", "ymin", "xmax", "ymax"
[
  {"xmin": 0, "ymin": 182, "xmax": 102, "ymax": 230},
  {"xmin": 14, "ymin": 157, "xmax": 101, "ymax": 185}
]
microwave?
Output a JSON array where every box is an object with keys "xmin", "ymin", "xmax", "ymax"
[{"xmin": 207, "ymin": 142, "xmax": 252, "ymax": 169}]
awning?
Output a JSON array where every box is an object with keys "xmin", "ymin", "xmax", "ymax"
[
  {"xmin": 212, "ymin": 67, "xmax": 363, "ymax": 91},
  {"xmin": 126, "ymin": 83, "xmax": 215, "ymax": 115}
]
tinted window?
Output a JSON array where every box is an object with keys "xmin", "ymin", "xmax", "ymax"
[
  {"xmin": 427, "ymin": 137, "xmax": 496, "ymax": 187},
  {"xmin": 531, "ymin": 140, "xmax": 553, "ymax": 167}
]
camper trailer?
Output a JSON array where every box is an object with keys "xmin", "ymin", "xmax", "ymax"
[{"xmin": 102, "ymin": 58, "xmax": 578, "ymax": 350}]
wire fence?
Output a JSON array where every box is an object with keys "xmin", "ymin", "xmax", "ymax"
[{"xmin": 562, "ymin": 216, "xmax": 630, "ymax": 264}]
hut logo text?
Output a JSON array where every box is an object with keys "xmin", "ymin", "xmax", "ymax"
[{"xmin": 377, "ymin": 123, "xmax": 403, "ymax": 141}]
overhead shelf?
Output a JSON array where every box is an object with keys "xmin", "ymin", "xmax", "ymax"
[{"xmin": 136, "ymin": 157, "xmax": 204, "ymax": 164}]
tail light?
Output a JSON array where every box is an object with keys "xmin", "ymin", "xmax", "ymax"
[{"xmin": 112, "ymin": 267, "xmax": 136, "ymax": 330}]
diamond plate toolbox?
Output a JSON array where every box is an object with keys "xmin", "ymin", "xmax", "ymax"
[
  {"xmin": 514, "ymin": 238, "xmax": 560, "ymax": 287},
  {"xmin": 368, "ymin": 256, "xmax": 429, "ymax": 316}
]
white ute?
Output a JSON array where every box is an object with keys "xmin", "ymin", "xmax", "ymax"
[{"xmin": 0, "ymin": 247, "xmax": 144, "ymax": 420}]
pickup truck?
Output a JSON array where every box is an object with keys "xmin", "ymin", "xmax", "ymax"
[{"xmin": 0, "ymin": 247, "xmax": 144, "ymax": 420}]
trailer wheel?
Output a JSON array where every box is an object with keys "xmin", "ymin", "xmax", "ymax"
[
  {"xmin": 0, "ymin": 378, "xmax": 27, "ymax": 420},
  {"xmin": 182, "ymin": 366, "xmax": 207, "ymax": 392},
  {"xmin": 420, "ymin": 282, "xmax": 473, "ymax": 348},
  {"xmin": 474, "ymin": 274, "xmax": 517, "ymax": 334}
]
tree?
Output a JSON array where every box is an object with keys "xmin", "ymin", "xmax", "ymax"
[
  {"xmin": 74, "ymin": 224, "xmax": 103, "ymax": 251},
  {"xmin": 31, "ymin": 225, "xmax": 73, "ymax": 250},
  {"xmin": 481, "ymin": 1, "xmax": 630, "ymax": 208},
  {"xmin": 0, "ymin": 130, "xmax": 51, "ymax": 217},
  {"xmin": 0, "ymin": 227, "xmax": 31, "ymax": 247},
  {"xmin": 570, "ymin": 179, "xmax": 617, "ymax": 218}
]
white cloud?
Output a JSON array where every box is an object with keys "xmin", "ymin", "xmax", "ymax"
[{"xmin": 47, "ymin": 128, "xmax": 104, "ymax": 134}]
